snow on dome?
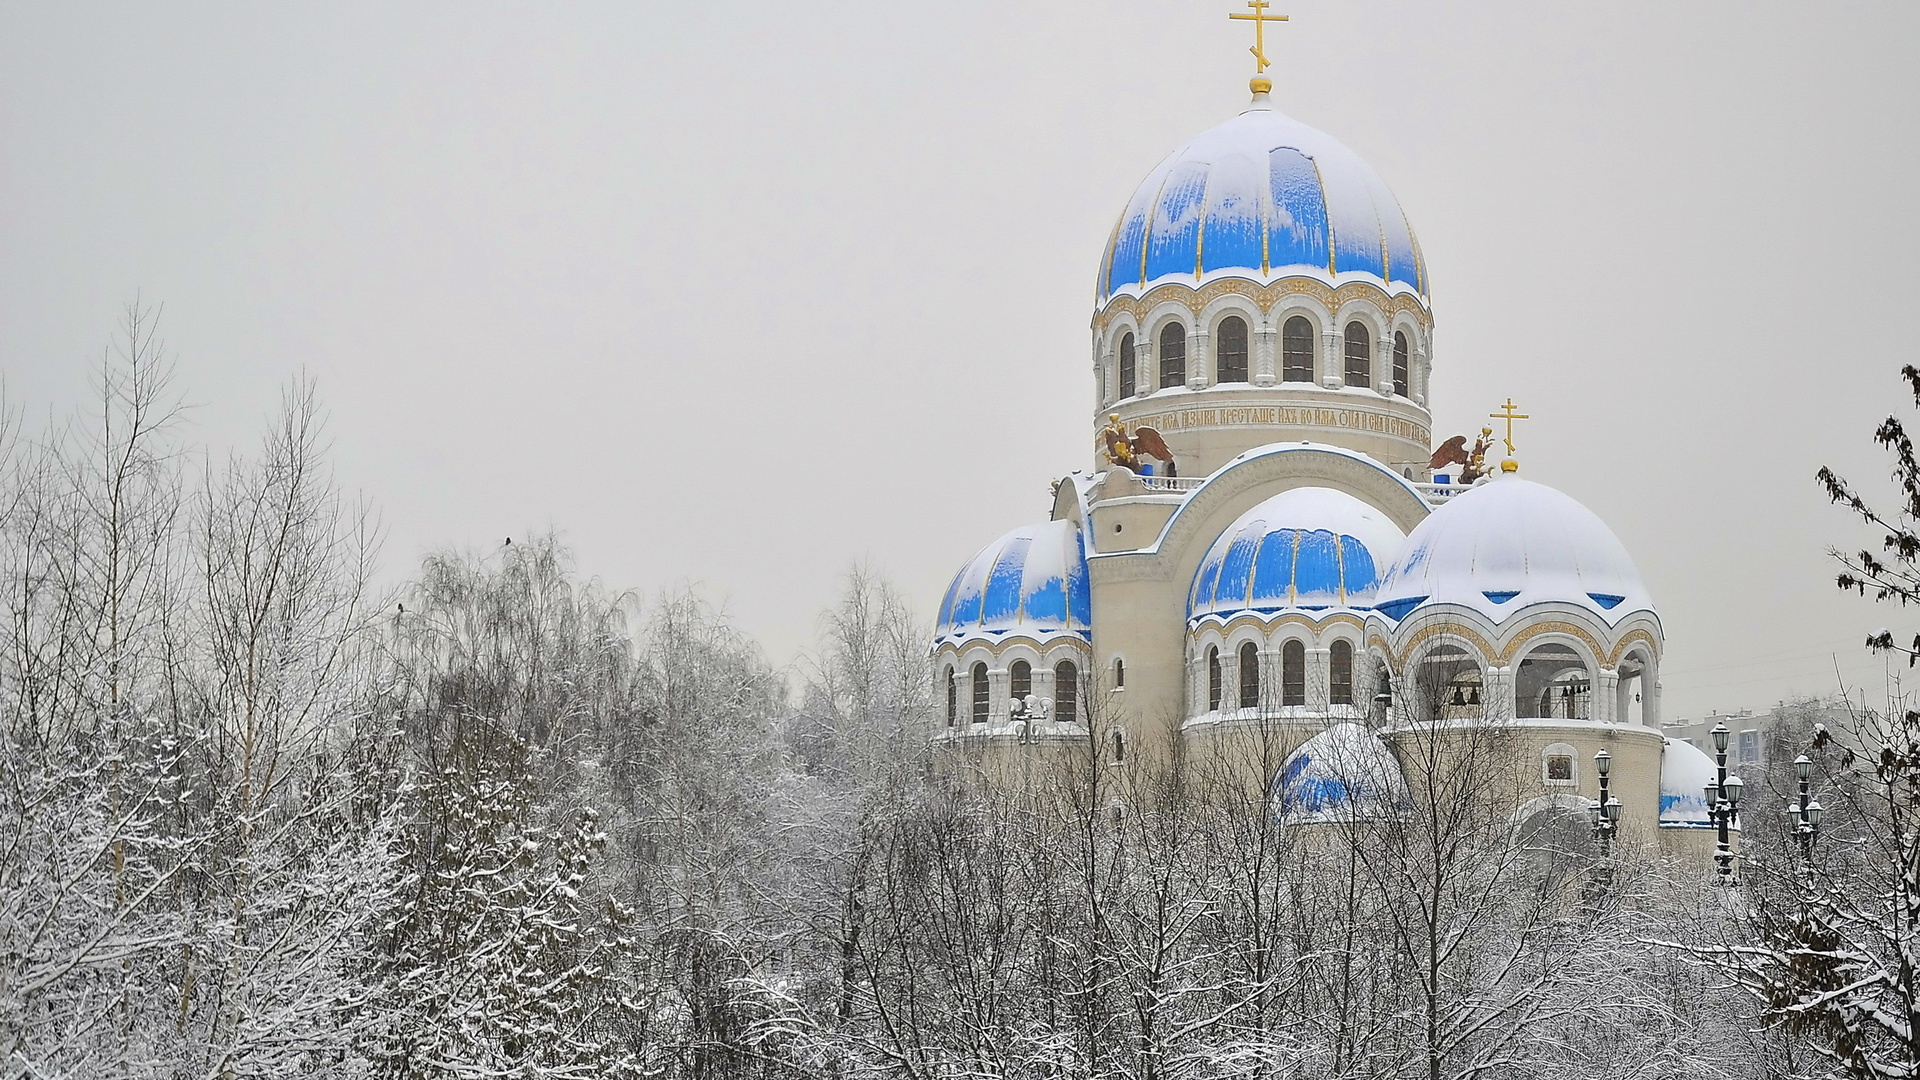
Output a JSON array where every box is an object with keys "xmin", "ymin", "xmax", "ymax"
[
  {"xmin": 1099, "ymin": 92, "xmax": 1426, "ymax": 302},
  {"xmin": 1190, "ymin": 487, "xmax": 1406, "ymax": 619},
  {"xmin": 1271, "ymin": 722, "xmax": 1407, "ymax": 823},
  {"xmin": 936, "ymin": 520, "xmax": 1091, "ymax": 644},
  {"xmin": 1660, "ymin": 738, "xmax": 1717, "ymax": 828},
  {"xmin": 1372, "ymin": 476, "xmax": 1653, "ymax": 625}
]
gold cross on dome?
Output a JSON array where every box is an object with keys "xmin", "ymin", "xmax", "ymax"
[
  {"xmin": 1228, "ymin": 1, "xmax": 1288, "ymax": 74},
  {"xmin": 1489, "ymin": 398, "xmax": 1530, "ymax": 456}
]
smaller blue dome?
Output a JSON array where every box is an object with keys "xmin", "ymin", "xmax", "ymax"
[
  {"xmin": 1272, "ymin": 723, "xmax": 1406, "ymax": 823},
  {"xmin": 1190, "ymin": 487, "xmax": 1406, "ymax": 619},
  {"xmin": 936, "ymin": 521, "xmax": 1091, "ymax": 643},
  {"xmin": 1660, "ymin": 739, "xmax": 1718, "ymax": 828}
]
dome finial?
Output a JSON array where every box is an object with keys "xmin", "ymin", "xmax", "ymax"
[
  {"xmin": 1228, "ymin": 1, "xmax": 1289, "ymax": 81},
  {"xmin": 1489, "ymin": 397, "xmax": 1530, "ymax": 474}
]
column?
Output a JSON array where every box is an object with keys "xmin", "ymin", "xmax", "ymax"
[
  {"xmin": 1321, "ymin": 328, "xmax": 1343, "ymax": 389},
  {"xmin": 1258, "ymin": 646, "xmax": 1280, "ymax": 714},
  {"xmin": 1188, "ymin": 328, "xmax": 1211, "ymax": 390},
  {"xmin": 1035, "ymin": 665, "xmax": 1057, "ymax": 724},
  {"xmin": 1308, "ymin": 646, "xmax": 1331, "ymax": 710},
  {"xmin": 1593, "ymin": 668, "xmax": 1619, "ymax": 724},
  {"xmin": 1254, "ymin": 325, "xmax": 1277, "ymax": 386},
  {"xmin": 1482, "ymin": 664, "xmax": 1515, "ymax": 720},
  {"xmin": 988, "ymin": 666, "xmax": 1010, "ymax": 725},
  {"xmin": 1373, "ymin": 333, "xmax": 1392, "ymax": 396},
  {"xmin": 1413, "ymin": 345, "xmax": 1430, "ymax": 406}
]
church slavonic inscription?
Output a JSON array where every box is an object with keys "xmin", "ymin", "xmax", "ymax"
[{"xmin": 1126, "ymin": 405, "xmax": 1427, "ymax": 444}]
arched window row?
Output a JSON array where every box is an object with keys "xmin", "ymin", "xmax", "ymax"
[
  {"xmin": 1101, "ymin": 310, "xmax": 1427, "ymax": 404},
  {"xmin": 937, "ymin": 650, "xmax": 1092, "ymax": 731},
  {"xmin": 1188, "ymin": 631, "xmax": 1373, "ymax": 717},
  {"xmin": 1384, "ymin": 630, "xmax": 1662, "ymax": 727}
]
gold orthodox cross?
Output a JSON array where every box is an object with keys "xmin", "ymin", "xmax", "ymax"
[
  {"xmin": 1489, "ymin": 398, "xmax": 1530, "ymax": 456},
  {"xmin": 1228, "ymin": 1, "xmax": 1288, "ymax": 74}
]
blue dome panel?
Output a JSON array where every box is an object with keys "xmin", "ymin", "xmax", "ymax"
[
  {"xmin": 980, "ymin": 536, "xmax": 1031, "ymax": 624},
  {"xmin": 1201, "ymin": 153, "xmax": 1266, "ymax": 275},
  {"xmin": 1381, "ymin": 204, "xmax": 1422, "ymax": 291},
  {"xmin": 1213, "ymin": 527, "xmax": 1262, "ymax": 608},
  {"xmin": 1249, "ymin": 529, "xmax": 1298, "ymax": 606},
  {"xmin": 1144, "ymin": 162, "xmax": 1210, "ymax": 282},
  {"xmin": 1338, "ymin": 535, "xmax": 1378, "ymax": 594},
  {"xmin": 1067, "ymin": 546, "xmax": 1091, "ymax": 623},
  {"xmin": 1331, "ymin": 192, "xmax": 1387, "ymax": 279},
  {"xmin": 1294, "ymin": 529, "xmax": 1343, "ymax": 597},
  {"xmin": 937, "ymin": 521, "xmax": 1094, "ymax": 643},
  {"xmin": 1267, "ymin": 147, "xmax": 1330, "ymax": 272}
]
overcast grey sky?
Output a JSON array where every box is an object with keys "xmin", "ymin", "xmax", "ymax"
[{"xmin": 3, "ymin": 1, "xmax": 1916, "ymax": 719}]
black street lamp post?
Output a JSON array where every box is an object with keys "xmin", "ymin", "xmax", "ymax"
[
  {"xmin": 1589, "ymin": 748, "xmax": 1620, "ymax": 850},
  {"xmin": 1792, "ymin": 754, "xmax": 1825, "ymax": 861},
  {"xmin": 1706, "ymin": 721, "xmax": 1744, "ymax": 884}
]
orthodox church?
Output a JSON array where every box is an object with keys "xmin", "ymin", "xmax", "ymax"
[{"xmin": 928, "ymin": 35, "xmax": 1720, "ymax": 856}]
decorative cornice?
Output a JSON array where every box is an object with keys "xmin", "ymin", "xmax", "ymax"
[
  {"xmin": 1607, "ymin": 628, "xmax": 1661, "ymax": 668},
  {"xmin": 1392, "ymin": 621, "xmax": 1499, "ymax": 668},
  {"xmin": 1492, "ymin": 620, "xmax": 1609, "ymax": 666},
  {"xmin": 1095, "ymin": 276, "xmax": 1432, "ymax": 335}
]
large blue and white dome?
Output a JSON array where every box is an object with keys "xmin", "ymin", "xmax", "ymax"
[
  {"xmin": 1372, "ymin": 477, "xmax": 1653, "ymax": 625},
  {"xmin": 935, "ymin": 520, "xmax": 1092, "ymax": 644},
  {"xmin": 1190, "ymin": 486, "xmax": 1406, "ymax": 620},
  {"xmin": 1099, "ymin": 89, "xmax": 1427, "ymax": 302}
]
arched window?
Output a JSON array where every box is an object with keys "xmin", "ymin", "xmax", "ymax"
[
  {"xmin": 1344, "ymin": 322, "xmax": 1371, "ymax": 387},
  {"xmin": 1238, "ymin": 641, "xmax": 1260, "ymax": 709},
  {"xmin": 1282, "ymin": 315, "xmax": 1314, "ymax": 383},
  {"xmin": 1159, "ymin": 323, "xmax": 1186, "ymax": 388},
  {"xmin": 1207, "ymin": 645, "xmax": 1222, "ymax": 711},
  {"xmin": 1416, "ymin": 645, "xmax": 1482, "ymax": 721},
  {"xmin": 1054, "ymin": 660, "xmax": 1079, "ymax": 724},
  {"xmin": 1010, "ymin": 659, "xmax": 1031, "ymax": 702},
  {"xmin": 1517, "ymin": 644, "xmax": 1589, "ymax": 719},
  {"xmin": 945, "ymin": 667, "xmax": 956, "ymax": 726},
  {"xmin": 1216, "ymin": 315, "xmax": 1248, "ymax": 383},
  {"xmin": 1118, "ymin": 332, "xmax": 1136, "ymax": 399},
  {"xmin": 1281, "ymin": 640, "xmax": 1306, "ymax": 706},
  {"xmin": 1113, "ymin": 656, "xmax": 1125, "ymax": 688},
  {"xmin": 1111, "ymin": 729, "xmax": 1126, "ymax": 764},
  {"xmin": 1392, "ymin": 331, "xmax": 1410, "ymax": 397},
  {"xmin": 970, "ymin": 662, "xmax": 989, "ymax": 724},
  {"xmin": 1330, "ymin": 640, "xmax": 1354, "ymax": 705}
]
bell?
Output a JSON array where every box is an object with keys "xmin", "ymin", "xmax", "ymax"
[
  {"xmin": 1466, "ymin": 685, "xmax": 1481, "ymax": 707},
  {"xmin": 1449, "ymin": 686, "xmax": 1467, "ymax": 707}
]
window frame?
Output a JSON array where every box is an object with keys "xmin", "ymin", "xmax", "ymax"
[
  {"xmin": 1207, "ymin": 645, "xmax": 1223, "ymax": 711},
  {"xmin": 1281, "ymin": 315, "xmax": 1315, "ymax": 383},
  {"xmin": 1391, "ymin": 330, "xmax": 1410, "ymax": 398},
  {"xmin": 970, "ymin": 661, "xmax": 989, "ymax": 725},
  {"xmin": 1054, "ymin": 660, "xmax": 1080, "ymax": 725},
  {"xmin": 1344, "ymin": 321, "xmax": 1371, "ymax": 388},
  {"xmin": 1237, "ymin": 640, "xmax": 1260, "ymax": 709},
  {"xmin": 1118, "ymin": 331, "xmax": 1136, "ymax": 399},
  {"xmin": 1330, "ymin": 639, "xmax": 1354, "ymax": 706},
  {"xmin": 1215, "ymin": 315, "xmax": 1249, "ymax": 384},
  {"xmin": 1159, "ymin": 323, "xmax": 1186, "ymax": 389},
  {"xmin": 1282, "ymin": 639, "xmax": 1307, "ymax": 706}
]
